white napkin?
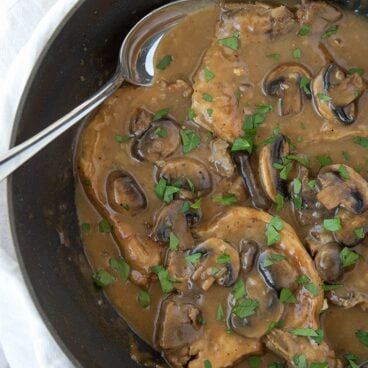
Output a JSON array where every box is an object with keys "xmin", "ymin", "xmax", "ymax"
[{"xmin": 0, "ymin": 0, "xmax": 79, "ymax": 367}]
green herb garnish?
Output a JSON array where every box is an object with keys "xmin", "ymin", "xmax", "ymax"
[
  {"xmin": 180, "ymin": 129, "xmax": 201, "ymax": 154},
  {"xmin": 153, "ymin": 107, "xmax": 170, "ymax": 121},
  {"xmin": 156, "ymin": 55, "xmax": 173, "ymax": 70},
  {"xmin": 99, "ymin": 218, "xmax": 112, "ymax": 233},
  {"xmin": 323, "ymin": 218, "xmax": 342, "ymax": 232},
  {"xmin": 213, "ymin": 194, "xmax": 238, "ymax": 206},
  {"xmin": 110, "ymin": 257, "xmax": 130, "ymax": 281},
  {"xmin": 138, "ymin": 289, "xmax": 151, "ymax": 308},
  {"xmin": 92, "ymin": 269, "xmax": 115, "ymax": 288}
]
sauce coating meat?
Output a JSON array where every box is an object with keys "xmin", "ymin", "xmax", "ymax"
[{"xmin": 75, "ymin": 1, "xmax": 368, "ymax": 367}]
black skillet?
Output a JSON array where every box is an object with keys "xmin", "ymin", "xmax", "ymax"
[{"xmin": 7, "ymin": 0, "xmax": 368, "ymax": 367}]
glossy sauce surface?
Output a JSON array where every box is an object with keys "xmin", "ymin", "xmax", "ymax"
[{"xmin": 76, "ymin": 3, "xmax": 368, "ymax": 367}]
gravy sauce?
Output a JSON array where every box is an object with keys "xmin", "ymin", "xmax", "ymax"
[{"xmin": 76, "ymin": 2, "xmax": 368, "ymax": 367}]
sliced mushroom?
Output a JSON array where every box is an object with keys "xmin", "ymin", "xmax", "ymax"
[
  {"xmin": 334, "ymin": 207, "xmax": 368, "ymax": 247},
  {"xmin": 150, "ymin": 200, "xmax": 195, "ymax": 250},
  {"xmin": 190, "ymin": 238, "xmax": 240, "ymax": 290},
  {"xmin": 159, "ymin": 158, "xmax": 212, "ymax": 199},
  {"xmin": 258, "ymin": 249, "xmax": 298, "ymax": 292},
  {"xmin": 293, "ymin": 166, "xmax": 334, "ymax": 226},
  {"xmin": 233, "ymin": 152, "xmax": 271, "ymax": 210},
  {"xmin": 259, "ymin": 133, "xmax": 290, "ymax": 202},
  {"xmin": 311, "ymin": 64, "xmax": 365, "ymax": 125},
  {"xmin": 156, "ymin": 296, "xmax": 203, "ymax": 352},
  {"xmin": 314, "ymin": 242, "xmax": 343, "ymax": 282},
  {"xmin": 209, "ymin": 138, "xmax": 235, "ymax": 177},
  {"xmin": 239, "ymin": 240, "xmax": 259, "ymax": 275},
  {"xmin": 132, "ymin": 119, "xmax": 180, "ymax": 162},
  {"xmin": 229, "ymin": 275, "xmax": 284, "ymax": 339},
  {"xmin": 305, "ymin": 223, "xmax": 335, "ymax": 256},
  {"xmin": 195, "ymin": 207, "xmax": 341, "ymax": 366},
  {"xmin": 129, "ymin": 107, "xmax": 152, "ymax": 137},
  {"xmin": 263, "ymin": 63, "xmax": 312, "ymax": 116},
  {"xmin": 107, "ymin": 171, "xmax": 147, "ymax": 214},
  {"xmin": 166, "ymin": 251, "xmax": 194, "ymax": 292},
  {"xmin": 317, "ymin": 164, "xmax": 368, "ymax": 214}
]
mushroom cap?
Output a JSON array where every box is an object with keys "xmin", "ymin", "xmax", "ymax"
[
  {"xmin": 229, "ymin": 276, "xmax": 284, "ymax": 339},
  {"xmin": 317, "ymin": 164, "xmax": 368, "ymax": 214},
  {"xmin": 263, "ymin": 63, "xmax": 312, "ymax": 116},
  {"xmin": 258, "ymin": 133, "xmax": 290, "ymax": 202},
  {"xmin": 150, "ymin": 200, "xmax": 195, "ymax": 251},
  {"xmin": 314, "ymin": 242, "xmax": 343, "ymax": 283},
  {"xmin": 190, "ymin": 238, "xmax": 241, "ymax": 290},
  {"xmin": 159, "ymin": 157, "xmax": 212, "ymax": 198},
  {"xmin": 334, "ymin": 207, "xmax": 368, "ymax": 247},
  {"xmin": 132, "ymin": 119, "xmax": 180, "ymax": 162},
  {"xmin": 106, "ymin": 171, "xmax": 147, "ymax": 214},
  {"xmin": 311, "ymin": 64, "xmax": 365, "ymax": 125}
]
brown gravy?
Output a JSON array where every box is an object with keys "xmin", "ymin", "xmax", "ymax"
[{"xmin": 75, "ymin": 2, "xmax": 368, "ymax": 367}]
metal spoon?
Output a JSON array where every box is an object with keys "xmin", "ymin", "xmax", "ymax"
[{"xmin": 0, "ymin": 0, "xmax": 214, "ymax": 182}]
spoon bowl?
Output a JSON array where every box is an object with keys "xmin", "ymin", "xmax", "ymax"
[{"xmin": 0, "ymin": 0, "xmax": 215, "ymax": 181}]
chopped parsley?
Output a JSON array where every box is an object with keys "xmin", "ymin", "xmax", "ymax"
[
  {"xmin": 114, "ymin": 135, "xmax": 131, "ymax": 143},
  {"xmin": 292, "ymin": 48, "xmax": 302, "ymax": 59},
  {"xmin": 232, "ymin": 279, "xmax": 246, "ymax": 300},
  {"xmin": 154, "ymin": 177, "xmax": 180, "ymax": 203},
  {"xmin": 323, "ymin": 218, "xmax": 342, "ymax": 232},
  {"xmin": 99, "ymin": 218, "xmax": 112, "ymax": 233},
  {"xmin": 342, "ymin": 151, "xmax": 351, "ymax": 161},
  {"xmin": 92, "ymin": 269, "xmax": 115, "ymax": 288},
  {"xmin": 110, "ymin": 257, "xmax": 130, "ymax": 281},
  {"xmin": 188, "ymin": 108, "xmax": 197, "ymax": 120},
  {"xmin": 216, "ymin": 304, "xmax": 225, "ymax": 321},
  {"xmin": 356, "ymin": 329, "xmax": 368, "ymax": 347},
  {"xmin": 247, "ymin": 356, "xmax": 262, "ymax": 368},
  {"xmin": 202, "ymin": 93, "xmax": 213, "ymax": 102},
  {"xmin": 217, "ymin": 252, "xmax": 231, "ymax": 264},
  {"xmin": 317, "ymin": 93, "xmax": 332, "ymax": 101},
  {"xmin": 218, "ymin": 32, "xmax": 240, "ymax": 50},
  {"xmin": 204, "ymin": 67, "xmax": 215, "ymax": 82},
  {"xmin": 316, "ymin": 155, "xmax": 332, "ymax": 167},
  {"xmin": 300, "ymin": 76, "xmax": 311, "ymax": 95},
  {"xmin": 322, "ymin": 24, "xmax": 339, "ymax": 39},
  {"xmin": 266, "ymin": 320, "xmax": 284, "ymax": 334},
  {"xmin": 340, "ymin": 247, "xmax": 361, "ymax": 268},
  {"xmin": 156, "ymin": 55, "xmax": 173, "ymax": 70},
  {"xmin": 190, "ymin": 198, "xmax": 202, "ymax": 209},
  {"xmin": 353, "ymin": 136, "xmax": 368, "ymax": 148},
  {"xmin": 267, "ymin": 53, "xmax": 281, "ymax": 60},
  {"xmin": 204, "ymin": 360, "xmax": 212, "ymax": 368},
  {"xmin": 297, "ymin": 275, "xmax": 319, "ymax": 296},
  {"xmin": 298, "ymin": 23, "xmax": 310, "ymax": 36},
  {"xmin": 81, "ymin": 223, "xmax": 91, "ymax": 233},
  {"xmin": 275, "ymin": 193, "xmax": 284, "ymax": 212},
  {"xmin": 233, "ymin": 298, "xmax": 260, "ymax": 318},
  {"xmin": 213, "ymin": 193, "xmax": 238, "ymax": 205},
  {"xmin": 354, "ymin": 227, "xmax": 365, "ymax": 239},
  {"xmin": 308, "ymin": 179, "xmax": 317, "ymax": 190},
  {"xmin": 231, "ymin": 137, "xmax": 253, "ymax": 153},
  {"xmin": 348, "ymin": 67, "xmax": 364, "ymax": 76},
  {"xmin": 180, "ymin": 129, "xmax": 201, "ymax": 154},
  {"xmin": 154, "ymin": 127, "xmax": 168, "ymax": 138},
  {"xmin": 151, "ymin": 265, "xmax": 174, "ymax": 293},
  {"xmin": 290, "ymin": 327, "xmax": 319, "ymax": 337},
  {"xmin": 266, "ymin": 216, "xmax": 284, "ymax": 246},
  {"xmin": 323, "ymin": 283, "xmax": 342, "ymax": 291},
  {"xmin": 185, "ymin": 253, "xmax": 203, "ymax": 265},
  {"xmin": 169, "ymin": 232, "xmax": 180, "ymax": 251},
  {"xmin": 235, "ymin": 89, "xmax": 242, "ymax": 105},
  {"xmin": 207, "ymin": 108, "xmax": 214, "ymax": 117},
  {"xmin": 138, "ymin": 289, "xmax": 150, "ymax": 309},
  {"xmin": 153, "ymin": 107, "xmax": 170, "ymax": 121},
  {"xmin": 293, "ymin": 354, "xmax": 307, "ymax": 368},
  {"xmin": 338, "ymin": 164, "xmax": 350, "ymax": 180},
  {"xmin": 262, "ymin": 253, "xmax": 287, "ymax": 268},
  {"xmin": 279, "ymin": 288, "xmax": 297, "ymax": 304},
  {"xmin": 292, "ymin": 178, "xmax": 303, "ymax": 210}
]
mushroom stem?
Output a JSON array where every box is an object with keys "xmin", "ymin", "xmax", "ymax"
[{"xmin": 233, "ymin": 152, "xmax": 271, "ymax": 210}]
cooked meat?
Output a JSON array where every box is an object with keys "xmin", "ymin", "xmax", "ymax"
[{"xmin": 191, "ymin": 3, "xmax": 296, "ymax": 142}]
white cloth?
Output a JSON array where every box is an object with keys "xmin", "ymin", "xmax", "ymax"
[{"xmin": 0, "ymin": 0, "xmax": 79, "ymax": 367}]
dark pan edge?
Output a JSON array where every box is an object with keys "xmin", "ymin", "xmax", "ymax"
[{"xmin": 7, "ymin": 2, "xmax": 86, "ymax": 367}]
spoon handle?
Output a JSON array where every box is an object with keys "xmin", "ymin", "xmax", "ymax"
[{"xmin": 0, "ymin": 72, "xmax": 124, "ymax": 182}]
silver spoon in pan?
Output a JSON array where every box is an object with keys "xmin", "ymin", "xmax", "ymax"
[{"xmin": 0, "ymin": 0, "xmax": 215, "ymax": 182}]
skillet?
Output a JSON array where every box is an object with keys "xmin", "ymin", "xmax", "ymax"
[{"xmin": 7, "ymin": 0, "xmax": 368, "ymax": 367}]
